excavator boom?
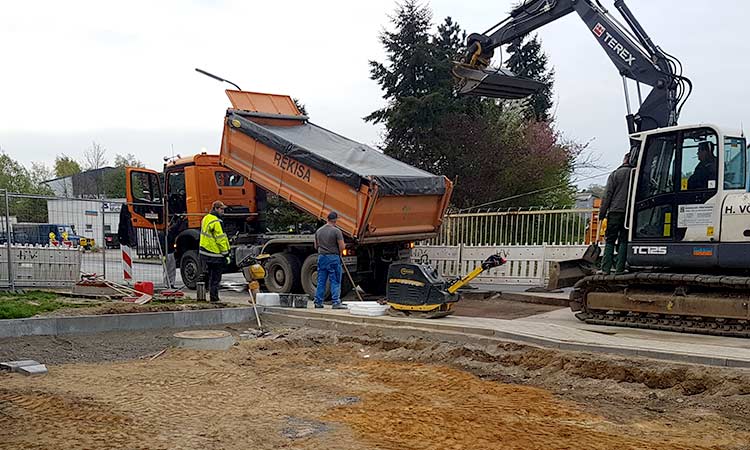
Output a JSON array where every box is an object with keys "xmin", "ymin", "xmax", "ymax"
[{"xmin": 457, "ymin": 0, "xmax": 690, "ymax": 133}]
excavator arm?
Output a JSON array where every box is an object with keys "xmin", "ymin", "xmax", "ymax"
[{"xmin": 457, "ymin": 0, "xmax": 691, "ymax": 133}]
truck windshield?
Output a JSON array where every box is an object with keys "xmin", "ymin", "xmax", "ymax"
[{"xmin": 724, "ymin": 137, "xmax": 746, "ymax": 190}]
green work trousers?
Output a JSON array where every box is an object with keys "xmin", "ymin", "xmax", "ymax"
[{"xmin": 601, "ymin": 212, "xmax": 628, "ymax": 274}]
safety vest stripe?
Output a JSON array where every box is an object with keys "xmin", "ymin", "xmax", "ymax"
[{"xmin": 199, "ymin": 249, "xmax": 226, "ymax": 258}]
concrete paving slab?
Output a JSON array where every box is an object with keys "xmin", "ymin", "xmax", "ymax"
[
  {"xmin": 1, "ymin": 360, "xmax": 40, "ymax": 371},
  {"xmin": 519, "ymin": 308, "xmax": 750, "ymax": 350},
  {"xmin": 262, "ymin": 306, "xmax": 750, "ymax": 369},
  {"xmin": 17, "ymin": 364, "xmax": 48, "ymax": 376}
]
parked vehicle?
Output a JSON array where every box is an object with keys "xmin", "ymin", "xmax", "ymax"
[
  {"xmin": 11, "ymin": 223, "xmax": 89, "ymax": 248},
  {"xmin": 104, "ymin": 232, "xmax": 120, "ymax": 249}
]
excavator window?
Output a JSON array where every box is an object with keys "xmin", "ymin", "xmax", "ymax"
[
  {"xmin": 681, "ymin": 132, "xmax": 719, "ymax": 191},
  {"xmin": 637, "ymin": 133, "xmax": 676, "ymax": 201},
  {"xmin": 723, "ymin": 137, "xmax": 746, "ymax": 190},
  {"xmin": 635, "ymin": 132, "xmax": 677, "ymax": 239}
]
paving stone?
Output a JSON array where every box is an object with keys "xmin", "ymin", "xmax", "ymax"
[
  {"xmin": 17, "ymin": 364, "xmax": 48, "ymax": 376},
  {"xmin": 1, "ymin": 360, "xmax": 40, "ymax": 371}
]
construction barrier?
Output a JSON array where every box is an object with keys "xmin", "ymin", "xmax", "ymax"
[
  {"xmin": 121, "ymin": 245, "xmax": 133, "ymax": 281},
  {"xmin": 0, "ymin": 245, "xmax": 82, "ymax": 288}
]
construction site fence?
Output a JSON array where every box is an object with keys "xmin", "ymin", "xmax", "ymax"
[
  {"xmin": 0, "ymin": 191, "xmax": 168, "ymax": 289},
  {"xmin": 412, "ymin": 244, "xmax": 593, "ymax": 286},
  {"xmin": 428, "ymin": 207, "xmax": 601, "ymax": 247}
]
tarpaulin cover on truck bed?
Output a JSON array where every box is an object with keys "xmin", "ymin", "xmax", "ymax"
[{"xmin": 228, "ymin": 111, "xmax": 446, "ymax": 196}]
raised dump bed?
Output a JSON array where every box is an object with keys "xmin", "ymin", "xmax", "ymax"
[{"xmin": 219, "ymin": 90, "xmax": 453, "ymax": 244}]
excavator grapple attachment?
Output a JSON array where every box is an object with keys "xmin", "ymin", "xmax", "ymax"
[{"xmin": 453, "ymin": 65, "xmax": 545, "ymax": 99}]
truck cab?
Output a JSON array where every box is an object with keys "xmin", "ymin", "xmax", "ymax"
[{"xmin": 127, "ymin": 153, "xmax": 260, "ymax": 288}]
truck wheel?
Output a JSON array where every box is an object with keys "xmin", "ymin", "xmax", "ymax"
[
  {"xmin": 301, "ymin": 254, "xmax": 320, "ymax": 298},
  {"xmin": 301, "ymin": 254, "xmax": 353, "ymax": 300},
  {"xmin": 180, "ymin": 250, "xmax": 201, "ymax": 290},
  {"xmin": 265, "ymin": 253, "xmax": 301, "ymax": 293}
]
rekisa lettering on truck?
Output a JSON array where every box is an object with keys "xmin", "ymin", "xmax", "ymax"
[{"xmin": 273, "ymin": 152, "xmax": 312, "ymax": 182}]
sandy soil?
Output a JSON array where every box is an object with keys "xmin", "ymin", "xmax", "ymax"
[
  {"xmin": 452, "ymin": 294, "xmax": 563, "ymax": 319},
  {"xmin": 1, "ymin": 327, "xmax": 749, "ymax": 450}
]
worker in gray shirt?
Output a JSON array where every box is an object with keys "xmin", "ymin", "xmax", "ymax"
[
  {"xmin": 599, "ymin": 152, "xmax": 632, "ymax": 274},
  {"xmin": 314, "ymin": 211, "xmax": 347, "ymax": 309}
]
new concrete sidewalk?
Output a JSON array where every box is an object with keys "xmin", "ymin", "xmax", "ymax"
[{"xmin": 262, "ymin": 306, "xmax": 750, "ymax": 369}]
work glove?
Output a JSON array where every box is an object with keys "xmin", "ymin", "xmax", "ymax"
[{"xmin": 599, "ymin": 218, "xmax": 608, "ymax": 237}]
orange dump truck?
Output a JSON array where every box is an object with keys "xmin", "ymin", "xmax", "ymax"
[{"xmin": 126, "ymin": 90, "xmax": 453, "ymax": 296}]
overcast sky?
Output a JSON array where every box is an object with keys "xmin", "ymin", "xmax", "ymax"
[{"xmin": 1, "ymin": 0, "xmax": 747, "ymax": 189}]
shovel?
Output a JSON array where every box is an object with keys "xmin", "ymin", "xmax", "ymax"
[{"xmin": 341, "ymin": 256, "xmax": 365, "ymax": 301}]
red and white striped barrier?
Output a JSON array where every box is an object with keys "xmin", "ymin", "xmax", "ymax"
[{"xmin": 121, "ymin": 244, "xmax": 133, "ymax": 281}]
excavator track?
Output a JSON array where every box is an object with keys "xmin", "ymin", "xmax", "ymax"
[{"xmin": 571, "ymin": 273, "xmax": 750, "ymax": 338}]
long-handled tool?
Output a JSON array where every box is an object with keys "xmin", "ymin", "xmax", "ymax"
[
  {"xmin": 341, "ymin": 256, "xmax": 364, "ymax": 301},
  {"xmin": 152, "ymin": 222, "xmax": 171, "ymax": 288},
  {"xmin": 248, "ymin": 282, "xmax": 263, "ymax": 329}
]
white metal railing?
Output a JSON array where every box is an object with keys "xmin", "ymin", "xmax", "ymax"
[
  {"xmin": 412, "ymin": 244, "xmax": 592, "ymax": 286},
  {"xmin": 428, "ymin": 208, "xmax": 600, "ymax": 246}
]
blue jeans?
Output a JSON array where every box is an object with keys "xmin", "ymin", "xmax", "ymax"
[{"xmin": 315, "ymin": 254, "xmax": 342, "ymax": 306}]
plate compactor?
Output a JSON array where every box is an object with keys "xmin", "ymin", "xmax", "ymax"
[{"xmin": 385, "ymin": 254, "xmax": 507, "ymax": 318}]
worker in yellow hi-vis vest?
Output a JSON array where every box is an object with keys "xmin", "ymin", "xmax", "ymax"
[{"xmin": 199, "ymin": 201, "xmax": 231, "ymax": 302}]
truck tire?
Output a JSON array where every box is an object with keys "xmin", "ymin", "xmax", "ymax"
[
  {"xmin": 265, "ymin": 253, "xmax": 302, "ymax": 293},
  {"xmin": 301, "ymin": 254, "xmax": 352, "ymax": 300},
  {"xmin": 300, "ymin": 254, "xmax": 320, "ymax": 298},
  {"xmin": 180, "ymin": 250, "xmax": 202, "ymax": 290}
]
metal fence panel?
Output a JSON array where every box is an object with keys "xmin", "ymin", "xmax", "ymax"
[
  {"xmin": 430, "ymin": 208, "xmax": 600, "ymax": 246},
  {"xmin": 413, "ymin": 244, "xmax": 592, "ymax": 286},
  {"xmin": 2, "ymin": 192, "xmax": 167, "ymax": 289}
]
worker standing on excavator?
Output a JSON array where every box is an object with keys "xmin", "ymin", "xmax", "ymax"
[
  {"xmin": 599, "ymin": 153, "xmax": 631, "ymax": 275},
  {"xmin": 199, "ymin": 201, "xmax": 230, "ymax": 302}
]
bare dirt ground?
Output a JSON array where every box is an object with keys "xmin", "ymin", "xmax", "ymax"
[
  {"xmin": 452, "ymin": 294, "xmax": 563, "ymax": 319},
  {"xmin": 37, "ymin": 300, "xmax": 233, "ymax": 317},
  {"xmin": 1, "ymin": 326, "xmax": 750, "ymax": 450}
]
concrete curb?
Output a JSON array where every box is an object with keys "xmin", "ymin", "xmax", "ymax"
[
  {"xmin": 0, "ymin": 308, "xmax": 257, "ymax": 338},
  {"xmin": 262, "ymin": 309, "xmax": 750, "ymax": 369}
]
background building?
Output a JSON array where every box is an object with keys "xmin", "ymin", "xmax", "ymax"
[
  {"xmin": 46, "ymin": 198, "xmax": 123, "ymax": 246},
  {"xmin": 43, "ymin": 167, "xmax": 120, "ymax": 198}
]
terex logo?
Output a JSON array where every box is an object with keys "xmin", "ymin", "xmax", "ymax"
[
  {"xmin": 632, "ymin": 246, "xmax": 668, "ymax": 255},
  {"xmin": 592, "ymin": 23, "xmax": 606, "ymax": 38},
  {"xmin": 592, "ymin": 23, "xmax": 636, "ymax": 67}
]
